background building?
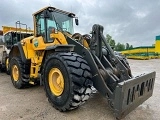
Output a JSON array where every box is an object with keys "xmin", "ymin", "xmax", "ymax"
[{"xmin": 121, "ymin": 36, "xmax": 160, "ymax": 60}]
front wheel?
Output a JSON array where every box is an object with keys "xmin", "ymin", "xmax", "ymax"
[
  {"xmin": 43, "ymin": 52, "xmax": 93, "ymax": 111},
  {"xmin": 10, "ymin": 57, "xmax": 29, "ymax": 89}
]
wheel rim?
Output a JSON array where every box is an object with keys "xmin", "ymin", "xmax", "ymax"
[
  {"xmin": 6, "ymin": 58, "xmax": 9, "ymax": 70},
  {"xmin": 49, "ymin": 68, "xmax": 64, "ymax": 96},
  {"xmin": 12, "ymin": 65, "xmax": 19, "ymax": 81}
]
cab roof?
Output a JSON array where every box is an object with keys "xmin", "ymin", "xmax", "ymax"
[{"xmin": 32, "ymin": 6, "xmax": 75, "ymax": 17}]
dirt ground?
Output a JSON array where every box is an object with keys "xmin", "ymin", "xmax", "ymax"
[{"xmin": 0, "ymin": 59, "xmax": 160, "ymax": 120}]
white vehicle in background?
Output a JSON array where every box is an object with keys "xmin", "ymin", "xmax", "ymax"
[{"xmin": 0, "ymin": 45, "xmax": 10, "ymax": 72}]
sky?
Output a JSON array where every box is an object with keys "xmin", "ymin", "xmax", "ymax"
[{"xmin": 0, "ymin": 0, "xmax": 160, "ymax": 47}]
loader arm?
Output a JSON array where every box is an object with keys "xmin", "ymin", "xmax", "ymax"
[{"xmin": 67, "ymin": 24, "xmax": 156, "ymax": 119}]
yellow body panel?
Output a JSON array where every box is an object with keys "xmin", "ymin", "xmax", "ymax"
[
  {"xmin": 20, "ymin": 32, "xmax": 68, "ymax": 78},
  {"xmin": 21, "ymin": 36, "xmax": 35, "ymax": 59},
  {"xmin": 82, "ymin": 40, "xmax": 89, "ymax": 48},
  {"xmin": 50, "ymin": 32, "xmax": 68, "ymax": 45}
]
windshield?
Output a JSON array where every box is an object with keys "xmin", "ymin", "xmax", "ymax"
[
  {"xmin": 48, "ymin": 12, "xmax": 74, "ymax": 34},
  {"xmin": 35, "ymin": 10, "xmax": 74, "ymax": 43}
]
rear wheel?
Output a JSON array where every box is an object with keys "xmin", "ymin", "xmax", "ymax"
[
  {"xmin": 0, "ymin": 64, "xmax": 5, "ymax": 72},
  {"xmin": 5, "ymin": 58, "xmax": 10, "ymax": 75},
  {"xmin": 43, "ymin": 52, "xmax": 93, "ymax": 111},
  {"xmin": 0, "ymin": 64, "xmax": 2, "ymax": 73},
  {"xmin": 10, "ymin": 57, "xmax": 30, "ymax": 89}
]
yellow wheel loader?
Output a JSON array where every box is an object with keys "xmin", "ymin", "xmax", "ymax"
[
  {"xmin": 0, "ymin": 21, "xmax": 33, "ymax": 74},
  {"xmin": 8, "ymin": 6, "xmax": 156, "ymax": 119}
]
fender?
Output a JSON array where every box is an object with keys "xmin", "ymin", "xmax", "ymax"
[
  {"xmin": 9, "ymin": 42, "xmax": 27, "ymax": 63},
  {"xmin": 45, "ymin": 44, "xmax": 74, "ymax": 51}
]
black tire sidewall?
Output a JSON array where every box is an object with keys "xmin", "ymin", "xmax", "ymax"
[
  {"xmin": 10, "ymin": 57, "xmax": 23, "ymax": 88},
  {"xmin": 0, "ymin": 64, "xmax": 2, "ymax": 72},
  {"xmin": 44, "ymin": 57, "xmax": 72, "ymax": 109}
]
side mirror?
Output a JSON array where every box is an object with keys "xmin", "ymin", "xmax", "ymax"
[{"xmin": 75, "ymin": 18, "xmax": 79, "ymax": 26}]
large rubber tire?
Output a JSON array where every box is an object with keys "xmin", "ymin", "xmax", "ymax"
[
  {"xmin": 0, "ymin": 64, "xmax": 2, "ymax": 73},
  {"xmin": 10, "ymin": 57, "xmax": 30, "ymax": 89},
  {"xmin": 43, "ymin": 52, "xmax": 93, "ymax": 111},
  {"xmin": 0, "ymin": 64, "xmax": 5, "ymax": 73},
  {"xmin": 5, "ymin": 57, "xmax": 10, "ymax": 75}
]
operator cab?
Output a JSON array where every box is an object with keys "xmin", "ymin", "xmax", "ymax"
[{"xmin": 33, "ymin": 6, "xmax": 78, "ymax": 43}]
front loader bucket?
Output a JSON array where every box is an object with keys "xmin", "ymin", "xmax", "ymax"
[{"xmin": 113, "ymin": 71, "xmax": 156, "ymax": 119}]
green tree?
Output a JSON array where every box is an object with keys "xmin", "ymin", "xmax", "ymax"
[
  {"xmin": 106, "ymin": 34, "xmax": 115, "ymax": 48},
  {"xmin": 115, "ymin": 42, "xmax": 125, "ymax": 51},
  {"xmin": 106, "ymin": 34, "xmax": 112, "ymax": 43},
  {"xmin": 125, "ymin": 43, "xmax": 130, "ymax": 50},
  {"xmin": 129, "ymin": 45, "xmax": 133, "ymax": 49},
  {"xmin": 105, "ymin": 34, "xmax": 133, "ymax": 51},
  {"xmin": 110, "ymin": 39, "xmax": 115, "ymax": 48}
]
